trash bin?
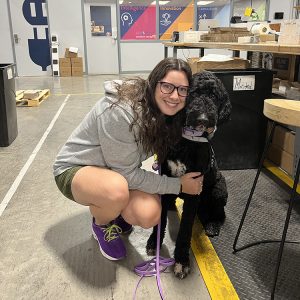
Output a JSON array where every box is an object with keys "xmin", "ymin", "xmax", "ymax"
[
  {"xmin": 210, "ymin": 68, "xmax": 274, "ymax": 170},
  {"xmin": 0, "ymin": 63, "xmax": 18, "ymax": 147}
]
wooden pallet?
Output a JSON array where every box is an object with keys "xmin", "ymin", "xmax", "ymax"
[{"xmin": 16, "ymin": 89, "xmax": 50, "ymax": 107}]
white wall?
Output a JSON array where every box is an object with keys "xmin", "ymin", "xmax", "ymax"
[
  {"xmin": 215, "ymin": 4, "xmax": 231, "ymax": 27},
  {"xmin": 120, "ymin": 43, "xmax": 164, "ymax": 72},
  {"xmin": 47, "ymin": 0, "xmax": 86, "ymax": 71},
  {"xmin": 0, "ymin": 0, "xmax": 14, "ymax": 64},
  {"xmin": 268, "ymin": 0, "xmax": 294, "ymax": 22}
]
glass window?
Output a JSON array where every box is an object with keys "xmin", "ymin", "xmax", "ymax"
[
  {"xmin": 120, "ymin": 0, "xmax": 156, "ymax": 40},
  {"xmin": 197, "ymin": 0, "xmax": 231, "ymax": 29},
  {"xmin": 159, "ymin": 0, "xmax": 194, "ymax": 41},
  {"xmin": 232, "ymin": 0, "xmax": 267, "ymax": 22}
]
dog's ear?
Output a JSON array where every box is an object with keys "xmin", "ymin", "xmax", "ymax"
[
  {"xmin": 215, "ymin": 77, "xmax": 231, "ymax": 125},
  {"xmin": 217, "ymin": 91, "xmax": 231, "ymax": 125}
]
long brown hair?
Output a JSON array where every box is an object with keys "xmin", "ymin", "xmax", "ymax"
[{"xmin": 117, "ymin": 58, "xmax": 192, "ymax": 163}]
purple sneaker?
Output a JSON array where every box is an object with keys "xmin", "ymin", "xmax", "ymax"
[
  {"xmin": 114, "ymin": 215, "xmax": 133, "ymax": 234},
  {"xmin": 92, "ymin": 218, "xmax": 126, "ymax": 260}
]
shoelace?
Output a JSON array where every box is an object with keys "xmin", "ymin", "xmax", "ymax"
[{"xmin": 102, "ymin": 224, "xmax": 122, "ymax": 242}]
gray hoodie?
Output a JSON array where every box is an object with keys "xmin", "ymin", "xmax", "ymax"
[{"xmin": 53, "ymin": 81, "xmax": 181, "ymax": 195}]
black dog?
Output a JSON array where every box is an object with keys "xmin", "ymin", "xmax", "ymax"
[{"xmin": 146, "ymin": 71, "xmax": 231, "ymax": 279}]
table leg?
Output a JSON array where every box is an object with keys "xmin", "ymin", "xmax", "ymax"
[
  {"xmin": 173, "ymin": 47, "xmax": 178, "ymax": 58},
  {"xmin": 164, "ymin": 46, "xmax": 168, "ymax": 58}
]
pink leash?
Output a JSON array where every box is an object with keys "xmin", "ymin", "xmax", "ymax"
[{"xmin": 133, "ymin": 162, "xmax": 175, "ymax": 299}]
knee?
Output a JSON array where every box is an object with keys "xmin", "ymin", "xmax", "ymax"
[
  {"xmin": 138, "ymin": 202, "xmax": 162, "ymax": 229},
  {"xmin": 108, "ymin": 176, "xmax": 129, "ymax": 208}
]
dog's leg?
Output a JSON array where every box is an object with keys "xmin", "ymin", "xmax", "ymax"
[
  {"xmin": 146, "ymin": 194, "xmax": 174, "ymax": 255},
  {"xmin": 174, "ymin": 196, "xmax": 198, "ymax": 279},
  {"xmin": 198, "ymin": 171, "xmax": 227, "ymax": 237}
]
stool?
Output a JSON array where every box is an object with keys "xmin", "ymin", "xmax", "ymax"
[{"xmin": 233, "ymin": 99, "xmax": 300, "ymax": 299}]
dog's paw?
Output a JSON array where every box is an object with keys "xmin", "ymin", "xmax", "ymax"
[
  {"xmin": 146, "ymin": 234, "xmax": 156, "ymax": 256},
  {"xmin": 174, "ymin": 262, "xmax": 190, "ymax": 279},
  {"xmin": 167, "ymin": 160, "xmax": 187, "ymax": 177},
  {"xmin": 204, "ymin": 222, "xmax": 221, "ymax": 237}
]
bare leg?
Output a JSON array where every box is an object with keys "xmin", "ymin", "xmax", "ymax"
[
  {"xmin": 71, "ymin": 166, "xmax": 129, "ymax": 225},
  {"xmin": 71, "ymin": 166, "xmax": 161, "ymax": 228},
  {"xmin": 122, "ymin": 190, "xmax": 161, "ymax": 229}
]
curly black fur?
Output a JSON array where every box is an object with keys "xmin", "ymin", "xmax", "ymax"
[{"xmin": 146, "ymin": 71, "xmax": 231, "ymax": 279}]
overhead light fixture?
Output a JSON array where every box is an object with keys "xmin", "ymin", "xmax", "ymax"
[
  {"xmin": 151, "ymin": 1, "xmax": 170, "ymax": 5},
  {"xmin": 119, "ymin": 0, "xmax": 123, "ymax": 4},
  {"xmin": 197, "ymin": 1, "xmax": 214, "ymax": 5}
]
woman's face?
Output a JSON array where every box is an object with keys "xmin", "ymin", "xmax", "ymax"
[{"xmin": 154, "ymin": 70, "xmax": 189, "ymax": 116}]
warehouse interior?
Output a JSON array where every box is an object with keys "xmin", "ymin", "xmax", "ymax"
[{"xmin": 1, "ymin": 1, "xmax": 300, "ymax": 300}]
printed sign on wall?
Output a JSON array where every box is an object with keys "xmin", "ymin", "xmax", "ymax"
[
  {"xmin": 22, "ymin": 0, "xmax": 50, "ymax": 71},
  {"xmin": 120, "ymin": 5, "xmax": 156, "ymax": 40},
  {"xmin": 159, "ymin": 2, "xmax": 193, "ymax": 40}
]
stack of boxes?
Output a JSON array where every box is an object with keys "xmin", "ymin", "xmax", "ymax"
[
  {"xmin": 59, "ymin": 47, "xmax": 83, "ymax": 77},
  {"xmin": 267, "ymin": 124, "xmax": 295, "ymax": 175}
]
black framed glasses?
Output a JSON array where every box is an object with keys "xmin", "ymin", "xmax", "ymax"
[{"xmin": 158, "ymin": 81, "xmax": 189, "ymax": 97}]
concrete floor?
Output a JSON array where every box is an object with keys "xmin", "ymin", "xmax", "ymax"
[{"xmin": 0, "ymin": 75, "xmax": 211, "ymax": 300}]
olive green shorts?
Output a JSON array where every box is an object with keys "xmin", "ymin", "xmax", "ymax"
[{"xmin": 55, "ymin": 166, "xmax": 83, "ymax": 201}]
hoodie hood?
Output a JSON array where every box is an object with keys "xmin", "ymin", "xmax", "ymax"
[{"xmin": 103, "ymin": 80, "xmax": 123, "ymax": 95}]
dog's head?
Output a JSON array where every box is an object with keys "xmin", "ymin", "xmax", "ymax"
[{"xmin": 185, "ymin": 71, "xmax": 231, "ymax": 132}]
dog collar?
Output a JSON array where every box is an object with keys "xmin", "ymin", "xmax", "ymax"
[{"xmin": 182, "ymin": 127, "xmax": 208, "ymax": 142}]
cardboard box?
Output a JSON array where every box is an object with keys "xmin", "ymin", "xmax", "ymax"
[
  {"xmin": 60, "ymin": 67, "xmax": 72, "ymax": 77},
  {"xmin": 278, "ymin": 19, "xmax": 300, "ymax": 45},
  {"xmin": 23, "ymin": 90, "xmax": 40, "ymax": 99},
  {"xmin": 272, "ymin": 125, "xmax": 295, "ymax": 154},
  {"xmin": 65, "ymin": 48, "xmax": 78, "ymax": 58},
  {"xmin": 71, "ymin": 66, "xmax": 83, "ymax": 77},
  {"xmin": 187, "ymin": 57, "xmax": 250, "ymax": 74},
  {"xmin": 267, "ymin": 144, "xmax": 294, "ymax": 175},
  {"xmin": 259, "ymin": 34, "xmax": 276, "ymax": 42},
  {"xmin": 59, "ymin": 58, "xmax": 71, "ymax": 68},
  {"xmin": 272, "ymin": 54, "xmax": 295, "ymax": 80},
  {"xmin": 71, "ymin": 57, "xmax": 83, "ymax": 67},
  {"xmin": 179, "ymin": 31, "xmax": 203, "ymax": 43}
]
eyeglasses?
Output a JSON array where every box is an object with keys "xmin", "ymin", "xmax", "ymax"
[{"xmin": 158, "ymin": 81, "xmax": 189, "ymax": 97}]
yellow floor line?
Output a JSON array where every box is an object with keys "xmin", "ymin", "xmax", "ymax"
[
  {"xmin": 176, "ymin": 198, "xmax": 239, "ymax": 300},
  {"xmin": 263, "ymin": 159, "xmax": 300, "ymax": 194}
]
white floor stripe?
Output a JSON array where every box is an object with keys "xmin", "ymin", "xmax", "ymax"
[{"xmin": 0, "ymin": 94, "xmax": 71, "ymax": 217}]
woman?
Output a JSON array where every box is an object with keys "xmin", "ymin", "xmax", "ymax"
[{"xmin": 53, "ymin": 58, "xmax": 203, "ymax": 261}]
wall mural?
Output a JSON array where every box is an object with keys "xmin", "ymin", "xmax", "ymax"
[
  {"xmin": 120, "ymin": 5, "xmax": 156, "ymax": 40},
  {"xmin": 22, "ymin": 0, "xmax": 50, "ymax": 71},
  {"xmin": 159, "ymin": 2, "xmax": 193, "ymax": 40}
]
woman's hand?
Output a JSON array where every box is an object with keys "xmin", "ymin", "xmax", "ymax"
[{"xmin": 180, "ymin": 172, "xmax": 203, "ymax": 195}]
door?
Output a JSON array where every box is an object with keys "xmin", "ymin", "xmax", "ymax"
[
  {"xmin": 8, "ymin": 0, "xmax": 51, "ymax": 76},
  {"xmin": 84, "ymin": 1, "xmax": 119, "ymax": 74}
]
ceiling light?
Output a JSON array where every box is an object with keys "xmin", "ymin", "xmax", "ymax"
[
  {"xmin": 151, "ymin": 1, "xmax": 170, "ymax": 4},
  {"xmin": 197, "ymin": 1, "xmax": 214, "ymax": 5}
]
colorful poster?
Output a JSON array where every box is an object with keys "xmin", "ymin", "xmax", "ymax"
[
  {"xmin": 22, "ymin": 0, "xmax": 50, "ymax": 71},
  {"xmin": 159, "ymin": 2, "xmax": 194, "ymax": 40},
  {"xmin": 90, "ymin": 6, "xmax": 112, "ymax": 36},
  {"xmin": 120, "ymin": 5, "xmax": 156, "ymax": 40}
]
